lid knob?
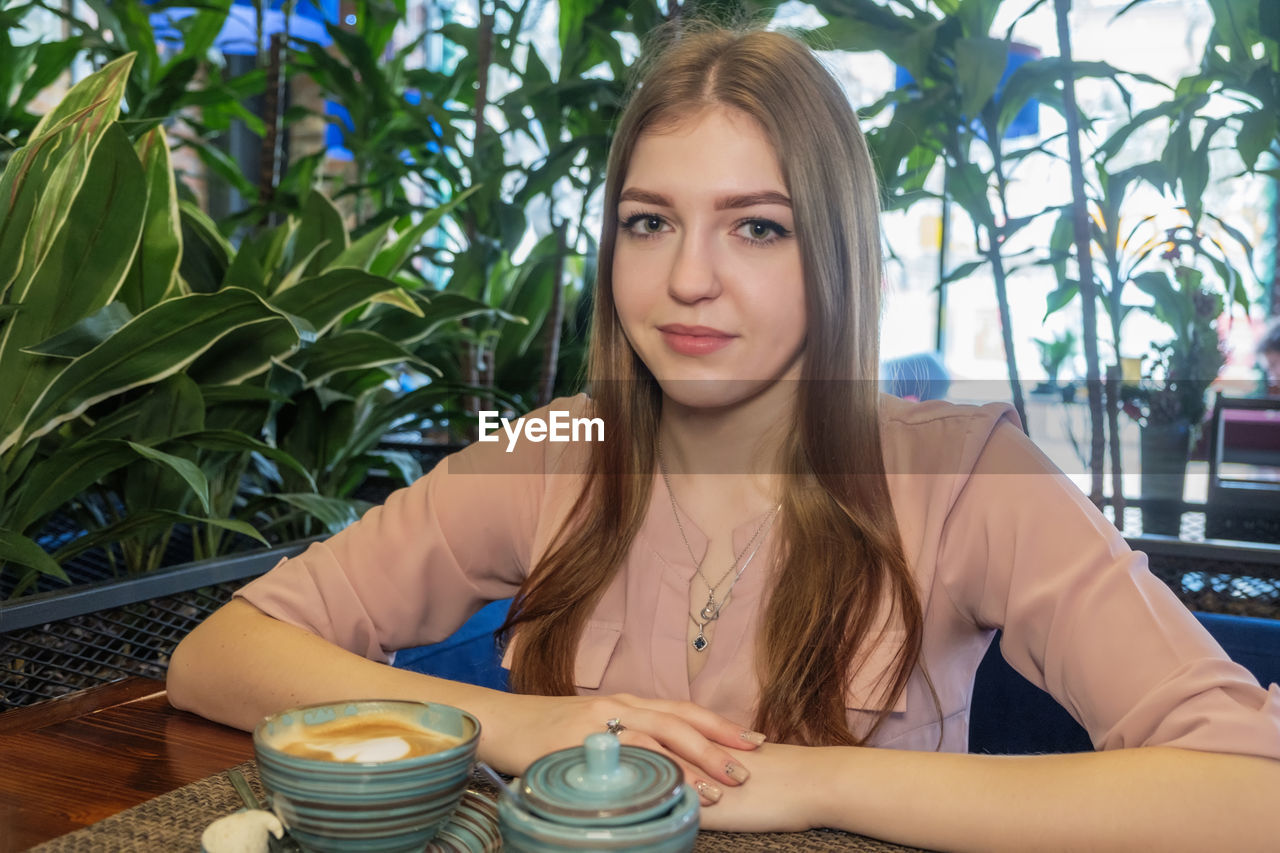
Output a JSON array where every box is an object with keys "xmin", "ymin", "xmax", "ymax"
[{"xmin": 573, "ymin": 733, "xmax": 636, "ymax": 792}]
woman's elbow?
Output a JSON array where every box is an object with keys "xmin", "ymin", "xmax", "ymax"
[{"xmin": 165, "ymin": 598, "xmax": 255, "ymax": 714}]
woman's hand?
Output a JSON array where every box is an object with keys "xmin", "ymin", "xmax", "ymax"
[
  {"xmin": 695, "ymin": 743, "xmax": 825, "ymax": 833},
  {"xmin": 481, "ymin": 692, "xmax": 766, "ymax": 806}
]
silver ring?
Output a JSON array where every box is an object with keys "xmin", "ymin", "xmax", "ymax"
[{"xmin": 605, "ymin": 717, "xmax": 625, "ymax": 735}]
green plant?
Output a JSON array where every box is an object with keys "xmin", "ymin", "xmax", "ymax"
[
  {"xmin": 1127, "ymin": 230, "xmax": 1242, "ymax": 433},
  {"xmin": 0, "ymin": 52, "xmax": 513, "ymax": 593},
  {"xmin": 1034, "ymin": 328, "xmax": 1076, "ymax": 385},
  {"xmin": 0, "ymin": 55, "xmax": 299, "ymax": 592},
  {"xmin": 1109, "ymin": 0, "xmax": 1280, "ymax": 222},
  {"xmin": 805, "ymin": 0, "xmax": 1150, "ymax": 433}
]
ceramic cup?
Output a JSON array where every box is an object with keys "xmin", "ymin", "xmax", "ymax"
[{"xmin": 253, "ymin": 699, "xmax": 480, "ymax": 853}]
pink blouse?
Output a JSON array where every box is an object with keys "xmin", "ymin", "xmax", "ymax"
[{"xmin": 236, "ymin": 394, "xmax": 1280, "ymax": 756}]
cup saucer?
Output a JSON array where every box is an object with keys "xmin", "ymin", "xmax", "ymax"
[{"xmin": 425, "ymin": 790, "xmax": 500, "ymax": 852}]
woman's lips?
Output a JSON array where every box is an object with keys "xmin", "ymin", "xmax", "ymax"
[{"xmin": 658, "ymin": 324, "xmax": 735, "ymax": 356}]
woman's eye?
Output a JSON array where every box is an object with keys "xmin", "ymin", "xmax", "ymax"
[
  {"xmin": 736, "ymin": 219, "xmax": 791, "ymax": 244},
  {"xmin": 620, "ymin": 212, "xmax": 668, "ymax": 239}
]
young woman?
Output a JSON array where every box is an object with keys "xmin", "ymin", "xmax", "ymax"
[{"xmin": 169, "ymin": 26, "xmax": 1280, "ymax": 850}]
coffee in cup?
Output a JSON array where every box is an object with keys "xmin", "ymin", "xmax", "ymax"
[{"xmin": 273, "ymin": 712, "xmax": 462, "ymax": 763}]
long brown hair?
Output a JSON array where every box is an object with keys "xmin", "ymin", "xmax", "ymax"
[{"xmin": 500, "ymin": 25, "xmax": 927, "ymax": 746}]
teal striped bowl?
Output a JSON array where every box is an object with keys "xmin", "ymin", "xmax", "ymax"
[{"xmin": 254, "ymin": 700, "xmax": 479, "ymax": 853}]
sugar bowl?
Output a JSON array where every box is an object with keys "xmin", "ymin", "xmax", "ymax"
[{"xmin": 498, "ymin": 733, "xmax": 699, "ymax": 852}]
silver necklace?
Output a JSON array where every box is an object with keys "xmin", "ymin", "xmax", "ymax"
[{"xmin": 657, "ymin": 443, "xmax": 780, "ymax": 652}]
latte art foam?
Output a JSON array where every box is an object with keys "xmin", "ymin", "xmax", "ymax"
[{"xmin": 276, "ymin": 713, "xmax": 462, "ymax": 763}]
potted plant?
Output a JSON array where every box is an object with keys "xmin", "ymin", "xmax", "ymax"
[
  {"xmin": 1127, "ymin": 244, "xmax": 1232, "ymax": 535},
  {"xmin": 1033, "ymin": 329, "xmax": 1077, "ymax": 398}
]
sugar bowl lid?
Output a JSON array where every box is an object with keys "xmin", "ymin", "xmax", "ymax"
[{"xmin": 518, "ymin": 733, "xmax": 684, "ymax": 827}]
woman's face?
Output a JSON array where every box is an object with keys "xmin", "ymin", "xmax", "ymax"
[{"xmin": 612, "ymin": 106, "xmax": 806, "ymax": 411}]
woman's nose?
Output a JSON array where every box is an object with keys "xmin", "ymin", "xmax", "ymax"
[{"xmin": 665, "ymin": 232, "xmax": 722, "ymax": 304}]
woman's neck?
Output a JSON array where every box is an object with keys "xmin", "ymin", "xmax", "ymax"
[{"xmin": 657, "ymin": 377, "xmax": 796, "ymax": 504}]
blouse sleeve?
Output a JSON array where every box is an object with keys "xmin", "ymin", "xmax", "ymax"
[
  {"xmin": 938, "ymin": 414, "xmax": 1280, "ymax": 759},
  {"xmin": 232, "ymin": 405, "xmax": 559, "ymax": 663}
]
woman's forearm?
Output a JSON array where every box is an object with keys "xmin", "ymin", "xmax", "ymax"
[
  {"xmin": 167, "ymin": 599, "xmax": 518, "ymax": 758},
  {"xmin": 709, "ymin": 742, "xmax": 1280, "ymax": 851}
]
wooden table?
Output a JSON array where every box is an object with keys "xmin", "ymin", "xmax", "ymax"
[{"xmin": 0, "ymin": 677, "xmax": 254, "ymax": 852}]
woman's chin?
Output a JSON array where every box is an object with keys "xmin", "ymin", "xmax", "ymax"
[{"xmin": 655, "ymin": 376, "xmax": 790, "ymax": 413}]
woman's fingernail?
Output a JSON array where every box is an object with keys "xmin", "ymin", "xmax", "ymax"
[
  {"xmin": 724, "ymin": 760, "xmax": 750, "ymax": 782},
  {"xmin": 739, "ymin": 730, "xmax": 767, "ymax": 746},
  {"xmin": 694, "ymin": 779, "xmax": 722, "ymax": 804}
]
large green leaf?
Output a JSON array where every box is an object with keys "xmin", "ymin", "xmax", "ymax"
[
  {"xmin": 21, "ymin": 302, "xmax": 134, "ymax": 359},
  {"xmin": 367, "ymin": 290, "xmax": 523, "ymax": 346},
  {"xmin": 0, "ymin": 123, "xmax": 146, "ymax": 455},
  {"xmin": 0, "ymin": 53, "xmax": 135, "ymax": 294},
  {"xmin": 287, "ymin": 330, "xmax": 431, "ymax": 386},
  {"xmin": 268, "ymin": 493, "xmax": 363, "ymax": 534},
  {"xmin": 325, "ymin": 223, "xmax": 392, "ymax": 272},
  {"xmin": 177, "ymin": 201, "xmax": 232, "ymax": 293},
  {"xmin": 119, "ymin": 126, "xmax": 182, "ymax": 313},
  {"xmin": 955, "ymin": 37, "xmax": 1008, "ymax": 120},
  {"xmin": 8, "ymin": 439, "xmax": 146, "ymax": 532},
  {"xmin": 271, "ymin": 268, "xmax": 421, "ymax": 337},
  {"xmin": 369, "ymin": 187, "xmax": 479, "ymax": 278},
  {"xmin": 120, "ymin": 374, "xmax": 207, "ymax": 518},
  {"xmin": 186, "ymin": 311, "xmax": 310, "ymax": 387},
  {"xmin": 293, "ymin": 190, "xmax": 349, "ymax": 279},
  {"xmin": 223, "ymin": 218, "xmax": 297, "ymax": 295},
  {"xmin": 180, "ymin": 429, "xmax": 317, "ymax": 492},
  {"xmin": 125, "ymin": 441, "xmax": 211, "ymax": 515},
  {"xmin": 0, "ymin": 528, "xmax": 69, "ymax": 585},
  {"xmin": 8, "ymin": 288, "xmax": 297, "ymax": 453}
]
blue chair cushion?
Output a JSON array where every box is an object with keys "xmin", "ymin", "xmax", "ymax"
[{"xmin": 392, "ymin": 599, "xmax": 512, "ymax": 691}]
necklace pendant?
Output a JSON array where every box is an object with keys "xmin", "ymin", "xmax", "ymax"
[
  {"xmin": 699, "ymin": 599, "xmax": 720, "ymax": 622},
  {"xmin": 692, "ymin": 631, "xmax": 709, "ymax": 652}
]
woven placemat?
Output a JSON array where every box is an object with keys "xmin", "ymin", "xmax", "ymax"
[
  {"xmin": 31, "ymin": 761, "xmax": 265, "ymax": 853},
  {"xmin": 32, "ymin": 761, "xmax": 924, "ymax": 852}
]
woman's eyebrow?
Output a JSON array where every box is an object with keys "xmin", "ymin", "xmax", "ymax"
[
  {"xmin": 714, "ymin": 191, "xmax": 791, "ymax": 210},
  {"xmin": 619, "ymin": 188, "xmax": 671, "ymax": 206},
  {"xmin": 617, "ymin": 188, "xmax": 792, "ymax": 209}
]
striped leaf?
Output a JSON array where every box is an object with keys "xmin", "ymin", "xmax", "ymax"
[
  {"xmin": 0, "ymin": 54, "xmax": 135, "ymax": 295},
  {"xmin": 293, "ymin": 190, "xmax": 348, "ymax": 280},
  {"xmin": 271, "ymin": 268, "xmax": 422, "ymax": 338},
  {"xmin": 8, "ymin": 288, "xmax": 298, "ymax": 454},
  {"xmin": 286, "ymin": 330, "xmax": 431, "ymax": 387},
  {"xmin": 187, "ymin": 312, "xmax": 311, "ymax": 387},
  {"xmin": 325, "ymin": 223, "xmax": 391, "ymax": 273},
  {"xmin": 21, "ymin": 302, "xmax": 134, "ymax": 359},
  {"xmin": 118, "ymin": 126, "xmax": 182, "ymax": 312},
  {"xmin": 0, "ymin": 123, "xmax": 146, "ymax": 455}
]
